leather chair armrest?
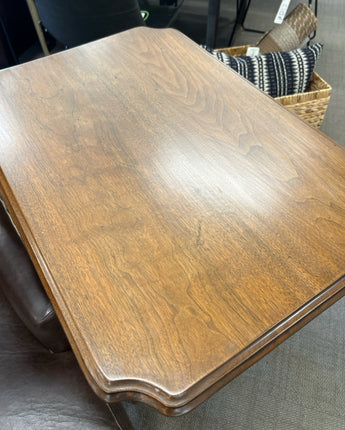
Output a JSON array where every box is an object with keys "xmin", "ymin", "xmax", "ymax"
[{"xmin": 0, "ymin": 200, "xmax": 70, "ymax": 352}]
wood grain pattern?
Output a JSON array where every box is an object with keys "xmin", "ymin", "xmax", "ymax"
[{"xmin": 1, "ymin": 27, "xmax": 345, "ymax": 415}]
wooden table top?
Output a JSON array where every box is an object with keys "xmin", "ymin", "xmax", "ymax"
[{"xmin": 1, "ymin": 28, "xmax": 345, "ymax": 416}]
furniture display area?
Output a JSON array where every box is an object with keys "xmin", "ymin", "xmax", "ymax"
[{"xmin": 1, "ymin": 27, "xmax": 345, "ymax": 427}]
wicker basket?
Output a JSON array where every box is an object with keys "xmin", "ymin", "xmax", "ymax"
[{"xmin": 216, "ymin": 46, "xmax": 331, "ymax": 128}]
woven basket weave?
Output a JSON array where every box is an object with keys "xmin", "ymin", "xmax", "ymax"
[
  {"xmin": 257, "ymin": 3, "xmax": 318, "ymax": 54},
  {"xmin": 217, "ymin": 45, "xmax": 331, "ymax": 128}
]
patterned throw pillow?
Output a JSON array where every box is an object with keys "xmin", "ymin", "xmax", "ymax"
[{"xmin": 204, "ymin": 43, "xmax": 323, "ymax": 98}]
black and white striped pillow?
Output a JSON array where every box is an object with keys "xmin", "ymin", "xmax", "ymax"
[{"xmin": 204, "ymin": 43, "xmax": 323, "ymax": 98}]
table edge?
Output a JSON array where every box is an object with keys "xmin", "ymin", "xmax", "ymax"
[
  {"xmin": 93, "ymin": 275, "xmax": 345, "ymax": 415},
  {"xmin": 2, "ymin": 142, "xmax": 345, "ymax": 416}
]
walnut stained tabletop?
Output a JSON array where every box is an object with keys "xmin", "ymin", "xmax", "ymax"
[{"xmin": 1, "ymin": 27, "xmax": 345, "ymax": 416}]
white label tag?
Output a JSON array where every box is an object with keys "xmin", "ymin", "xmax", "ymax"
[
  {"xmin": 246, "ymin": 47, "xmax": 260, "ymax": 57},
  {"xmin": 274, "ymin": 0, "xmax": 291, "ymax": 24}
]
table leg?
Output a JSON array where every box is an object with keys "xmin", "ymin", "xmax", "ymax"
[
  {"xmin": 206, "ymin": 0, "xmax": 252, "ymax": 48},
  {"xmin": 228, "ymin": 0, "xmax": 250, "ymax": 45},
  {"xmin": 206, "ymin": 0, "xmax": 221, "ymax": 48}
]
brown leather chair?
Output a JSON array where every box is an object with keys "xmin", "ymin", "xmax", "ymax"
[{"xmin": 0, "ymin": 200, "xmax": 69, "ymax": 352}]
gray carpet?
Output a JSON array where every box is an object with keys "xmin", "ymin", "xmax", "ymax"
[{"xmin": 2, "ymin": 1, "xmax": 345, "ymax": 429}]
